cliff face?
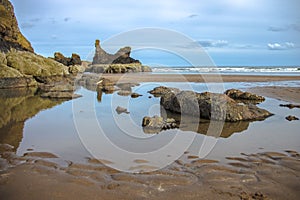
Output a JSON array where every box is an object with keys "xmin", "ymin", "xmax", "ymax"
[{"xmin": 0, "ymin": 0, "xmax": 34, "ymax": 53}]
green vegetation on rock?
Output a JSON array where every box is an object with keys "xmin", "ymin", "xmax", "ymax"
[{"xmin": 6, "ymin": 49, "xmax": 69, "ymax": 77}]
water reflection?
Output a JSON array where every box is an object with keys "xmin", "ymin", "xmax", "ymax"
[
  {"xmin": 0, "ymin": 88, "xmax": 65, "ymax": 151},
  {"xmin": 157, "ymin": 109, "xmax": 250, "ymax": 138}
]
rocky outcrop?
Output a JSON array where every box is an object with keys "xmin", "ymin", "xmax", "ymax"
[
  {"xmin": 158, "ymin": 87, "xmax": 272, "ymax": 122},
  {"xmin": 225, "ymin": 89, "xmax": 265, "ymax": 101},
  {"xmin": 92, "ymin": 39, "xmax": 140, "ymax": 65},
  {"xmin": 87, "ymin": 39, "xmax": 151, "ymax": 73},
  {"xmin": 0, "ymin": 0, "xmax": 33, "ymax": 53},
  {"xmin": 54, "ymin": 52, "xmax": 82, "ymax": 66},
  {"xmin": 142, "ymin": 116, "xmax": 178, "ymax": 133},
  {"xmin": 0, "ymin": 0, "xmax": 85, "ymax": 92},
  {"xmin": 0, "ymin": 49, "xmax": 73, "ymax": 88}
]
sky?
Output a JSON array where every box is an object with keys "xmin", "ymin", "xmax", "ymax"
[{"xmin": 10, "ymin": 0, "xmax": 300, "ymax": 66}]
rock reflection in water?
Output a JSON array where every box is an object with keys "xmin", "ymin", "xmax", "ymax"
[
  {"xmin": 0, "ymin": 88, "xmax": 65, "ymax": 151},
  {"xmin": 151, "ymin": 109, "xmax": 250, "ymax": 138}
]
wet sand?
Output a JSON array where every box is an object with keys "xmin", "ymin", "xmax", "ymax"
[
  {"xmin": 100, "ymin": 73, "xmax": 300, "ymax": 83},
  {"xmin": 0, "ymin": 145, "xmax": 299, "ymax": 200},
  {"xmin": 247, "ymin": 87, "xmax": 300, "ymax": 103}
]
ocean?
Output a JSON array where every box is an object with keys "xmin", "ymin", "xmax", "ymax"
[{"xmin": 151, "ymin": 66, "xmax": 300, "ymax": 76}]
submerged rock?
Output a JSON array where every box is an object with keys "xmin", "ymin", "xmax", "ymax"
[
  {"xmin": 116, "ymin": 106, "xmax": 129, "ymax": 114},
  {"xmin": 225, "ymin": 89, "xmax": 265, "ymax": 101},
  {"xmin": 160, "ymin": 87, "xmax": 272, "ymax": 122},
  {"xmin": 142, "ymin": 116, "xmax": 178, "ymax": 133},
  {"xmin": 285, "ymin": 115, "xmax": 299, "ymax": 121}
]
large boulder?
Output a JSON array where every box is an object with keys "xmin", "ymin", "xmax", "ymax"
[
  {"xmin": 0, "ymin": 49, "xmax": 73, "ymax": 88},
  {"xmin": 160, "ymin": 88, "xmax": 272, "ymax": 122},
  {"xmin": 0, "ymin": 0, "xmax": 34, "ymax": 53}
]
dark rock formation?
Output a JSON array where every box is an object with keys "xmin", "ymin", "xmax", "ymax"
[
  {"xmin": 0, "ymin": 0, "xmax": 34, "ymax": 53},
  {"xmin": 142, "ymin": 116, "xmax": 178, "ymax": 133},
  {"xmin": 131, "ymin": 93, "xmax": 142, "ymax": 98},
  {"xmin": 225, "ymin": 89, "xmax": 265, "ymax": 101},
  {"xmin": 54, "ymin": 52, "xmax": 82, "ymax": 66},
  {"xmin": 280, "ymin": 104, "xmax": 300, "ymax": 109},
  {"xmin": 285, "ymin": 115, "xmax": 299, "ymax": 121},
  {"xmin": 158, "ymin": 87, "xmax": 272, "ymax": 122},
  {"xmin": 92, "ymin": 39, "xmax": 140, "ymax": 65}
]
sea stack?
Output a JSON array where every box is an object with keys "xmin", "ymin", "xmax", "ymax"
[{"xmin": 92, "ymin": 39, "xmax": 140, "ymax": 65}]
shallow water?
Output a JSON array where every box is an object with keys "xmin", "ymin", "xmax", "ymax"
[{"xmin": 0, "ymin": 81, "xmax": 299, "ymax": 171}]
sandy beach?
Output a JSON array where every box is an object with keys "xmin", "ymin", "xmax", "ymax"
[
  {"xmin": 0, "ymin": 74, "xmax": 299, "ymax": 200},
  {"xmin": 101, "ymin": 73, "xmax": 300, "ymax": 83}
]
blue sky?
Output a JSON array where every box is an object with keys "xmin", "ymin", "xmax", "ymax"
[{"xmin": 11, "ymin": 0, "xmax": 300, "ymax": 66}]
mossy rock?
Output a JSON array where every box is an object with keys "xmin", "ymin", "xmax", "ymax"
[
  {"xmin": 0, "ymin": 63, "xmax": 23, "ymax": 78},
  {"xmin": 6, "ymin": 50, "xmax": 69, "ymax": 77}
]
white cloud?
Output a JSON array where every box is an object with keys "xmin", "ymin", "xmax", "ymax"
[
  {"xmin": 267, "ymin": 42, "xmax": 295, "ymax": 50},
  {"xmin": 198, "ymin": 40, "xmax": 229, "ymax": 48}
]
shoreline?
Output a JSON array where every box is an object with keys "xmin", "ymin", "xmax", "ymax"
[{"xmin": 100, "ymin": 73, "xmax": 300, "ymax": 83}]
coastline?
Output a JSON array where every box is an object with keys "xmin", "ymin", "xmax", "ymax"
[
  {"xmin": 1, "ymin": 73, "xmax": 300, "ymax": 199},
  {"xmin": 100, "ymin": 73, "xmax": 300, "ymax": 83}
]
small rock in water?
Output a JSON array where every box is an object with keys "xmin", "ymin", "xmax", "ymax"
[
  {"xmin": 285, "ymin": 115, "xmax": 299, "ymax": 121},
  {"xmin": 142, "ymin": 116, "xmax": 178, "ymax": 133},
  {"xmin": 116, "ymin": 106, "xmax": 129, "ymax": 114},
  {"xmin": 131, "ymin": 92, "xmax": 142, "ymax": 98}
]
